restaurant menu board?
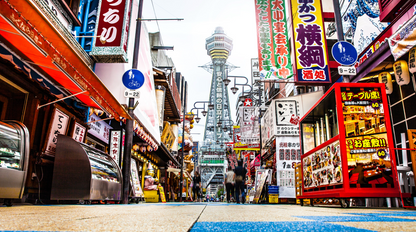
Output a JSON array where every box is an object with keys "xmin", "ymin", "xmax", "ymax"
[
  {"xmin": 276, "ymin": 136, "xmax": 300, "ymax": 198},
  {"xmin": 341, "ymin": 87, "xmax": 385, "ymax": 139},
  {"xmin": 341, "ymin": 87, "xmax": 394, "ymax": 187},
  {"xmin": 303, "ymin": 140, "xmax": 342, "ymax": 189},
  {"xmin": 130, "ymin": 159, "xmax": 143, "ymax": 197}
]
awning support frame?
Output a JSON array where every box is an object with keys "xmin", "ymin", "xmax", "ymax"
[{"xmin": 37, "ymin": 90, "xmax": 88, "ymax": 110}]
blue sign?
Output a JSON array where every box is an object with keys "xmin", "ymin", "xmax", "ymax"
[
  {"xmin": 122, "ymin": 69, "xmax": 145, "ymax": 90},
  {"xmin": 331, "ymin": 41, "xmax": 358, "ymax": 66}
]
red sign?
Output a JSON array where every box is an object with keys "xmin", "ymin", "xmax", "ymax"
[
  {"xmin": 95, "ymin": 0, "xmax": 127, "ymax": 48},
  {"xmin": 244, "ymin": 98, "xmax": 253, "ymax": 106}
]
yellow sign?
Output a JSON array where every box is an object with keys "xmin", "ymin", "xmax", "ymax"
[
  {"xmin": 158, "ymin": 185, "xmax": 166, "ymax": 203},
  {"xmin": 290, "ymin": 0, "xmax": 331, "ymax": 83}
]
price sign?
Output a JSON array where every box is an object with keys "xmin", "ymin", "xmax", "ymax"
[
  {"xmin": 124, "ymin": 89, "xmax": 140, "ymax": 98},
  {"xmin": 338, "ymin": 66, "xmax": 356, "ymax": 75}
]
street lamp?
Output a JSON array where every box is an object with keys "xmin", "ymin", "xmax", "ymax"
[{"xmin": 191, "ymin": 101, "xmax": 213, "ymax": 123}]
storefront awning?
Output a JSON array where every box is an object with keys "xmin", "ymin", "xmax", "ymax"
[{"xmin": 0, "ymin": 0, "xmax": 131, "ymax": 120}]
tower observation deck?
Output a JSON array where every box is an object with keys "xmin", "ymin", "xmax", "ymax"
[{"xmin": 199, "ymin": 27, "xmax": 234, "ymax": 195}]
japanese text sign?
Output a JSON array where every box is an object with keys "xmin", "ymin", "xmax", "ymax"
[
  {"xmin": 88, "ymin": 113, "xmax": 113, "ymax": 143},
  {"xmin": 254, "ymin": 0, "xmax": 294, "ymax": 81},
  {"xmin": 109, "ymin": 129, "xmax": 124, "ymax": 166},
  {"xmin": 45, "ymin": 109, "xmax": 69, "ymax": 156},
  {"xmin": 91, "ymin": 0, "xmax": 132, "ymax": 62},
  {"xmin": 290, "ymin": 0, "xmax": 331, "ymax": 83},
  {"xmin": 71, "ymin": 122, "xmax": 86, "ymax": 143}
]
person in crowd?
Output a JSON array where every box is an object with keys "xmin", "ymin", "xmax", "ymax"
[
  {"xmin": 224, "ymin": 166, "xmax": 235, "ymax": 203},
  {"xmin": 234, "ymin": 160, "xmax": 247, "ymax": 204},
  {"xmin": 192, "ymin": 171, "xmax": 202, "ymax": 202}
]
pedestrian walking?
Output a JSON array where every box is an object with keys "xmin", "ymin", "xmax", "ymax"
[
  {"xmin": 234, "ymin": 160, "xmax": 247, "ymax": 204},
  {"xmin": 192, "ymin": 171, "xmax": 202, "ymax": 202},
  {"xmin": 224, "ymin": 166, "xmax": 235, "ymax": 203}
]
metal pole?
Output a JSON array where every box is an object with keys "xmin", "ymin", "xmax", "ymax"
[
  {"xmin": 179, "ymin": 81, "xmax": 187, "ymax": 202},
  {"xmin": 121, "ymin": 0, "xmax": 144, "ymax": 204},
  {"xmin": 332, "ymin": 0, "xmax": 349, "ymax": 83}
]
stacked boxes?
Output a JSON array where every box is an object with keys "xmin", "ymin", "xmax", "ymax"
[{"xmin": 268, "ymin": 185, "xmax": 279, "ymax": 204}]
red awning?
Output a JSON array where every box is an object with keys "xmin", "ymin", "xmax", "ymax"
[{"xmin": 0, "ymin": 0, "xmax": 131, "ymax": 120}]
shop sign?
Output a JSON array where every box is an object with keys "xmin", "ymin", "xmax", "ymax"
[
  {"xmin": 109, "ymin": 129, "xmax": 124, "ymax": 166},
  {"xmin": 45, "ymin": 109, "xmax": 69, "ymax": 156},
  {"xmin": 242, "ymin": 151, "xmax": 253, "ymax": 179},
  {"xmin": 303, "ymin": 140, "xmax": 343, "ymax": 189},
  {"xmin": 409, "ymin": 47, "xmax": 416, "ymax": 73},
  {"xmin": 233, "ymin": 125, "xmax": 260, "ymax": 150},
  {"xmin": 407, "ymin": 129, "xmax": 416, "ymax": 189},
  {"xmin": 251, "ymin": 58, "xmax": 260, "ymax": 82},
  {"xmin": 44, "ymin": 0, "xmax": 71, "ymax": 29},
  {"xmin": 71, "ymin": 122, "xmax": 86, "ymax": 143},
  {"xmin": 238, "ymin": 107, "xmax": 260, "ymax": 145},
  {"xmin": 254, "ymin": 0, "xmax": 294, "ymax": 81},
  {"xmin": 275, "ymin": 136, "xmax": 300, "ymax": 198},
  {"xmin": 88, "ymin": 113, "xmax": 113, "ymax": 143},
  {"xmin": 253, "ymin": 169, "xmax": 272, "ymax": 203},
  {"xmin": 393, "ymin": 60, "xmax": 411, "ymax": 85},
  {"xmin": 130, "ymin": 159, "xmax": 143, "ymax": 197},
  {"xmin": 378, "ymin": 72, "xmax": 393, "ymax": 94},
  {"xmin": 290, "ymin": 0, "xmax": 331, "ymax": 83},
  {"xmin": 91, "ymin": 0, "xmax": 132, "ymax": 62},
  {"xmin": 275, "ymin": 100, "xmax": 300, "ymax": 136},
  {"xmin": 388, "ymin": 14, "xmax": 416, "ymax": 61}
]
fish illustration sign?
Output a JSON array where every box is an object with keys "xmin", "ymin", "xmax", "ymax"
[{"xmin": 122, "ymin": 69, "xmax": 145, "ymax": 90}]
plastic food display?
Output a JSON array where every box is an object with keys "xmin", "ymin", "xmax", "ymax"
[
  {"xmin": 0, "ymin": 121, "xmax": 30, "ymax": 201},
  {"xmin": 51, "ymin": 135, "xmax": 122, "ymax": 201},
  {"xmin": 299, "ymin": 83, "xmax": 402, "ymax": 201}
]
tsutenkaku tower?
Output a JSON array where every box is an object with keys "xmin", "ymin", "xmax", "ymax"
[
  {"xmin": 203, "ymin": 27, "xmax": 233, "ymax": 144},
  {"xmin": 198, "ymin": 27, "xmax": 234, "ymax": 195}
]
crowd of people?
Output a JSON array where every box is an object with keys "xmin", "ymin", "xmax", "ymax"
[{"xmin": 191, "ymin": 160, "xmax": 248, "ymax": 203}]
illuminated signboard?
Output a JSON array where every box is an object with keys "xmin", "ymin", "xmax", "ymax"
[
  {"xmin": 254, "ymin": 0, "xmax": 294, "ymax": 81},
  {"xmin": 341, "ymin": 87, "xmax": 394, "ymax": 188},
  {"xmin": 290, "ymin": 0, "xmax": 331, "ymax": 84}
]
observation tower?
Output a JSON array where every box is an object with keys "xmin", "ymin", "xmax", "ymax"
[{"xmin": 199, "ymin": 27, "xmax": 234, "ymax": 195}]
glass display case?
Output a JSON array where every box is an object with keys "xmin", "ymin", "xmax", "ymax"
[
  {"xmin": 51, "ymin": 135, "xmax": 122, "ymax": 202},
  {"xmin": 299, "ymin": 83, "xmax": 403, "ymax": 207},
  {"xmin": 0, "ymin": 121, "xmax": 30, "ymax": 204}
]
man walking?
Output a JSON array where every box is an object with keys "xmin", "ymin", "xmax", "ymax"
[
  {"xmin": 224, "ymin": 166, "xmax": 235, "ymax": 203},
  {"xmin": 234, "ymin": 160, "xmax": 247, "ymax": 204}
]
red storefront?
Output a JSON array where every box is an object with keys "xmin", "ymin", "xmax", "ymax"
[{"xmin": 298, "ymin": 83, "xmax": 408, "ymax": 207}]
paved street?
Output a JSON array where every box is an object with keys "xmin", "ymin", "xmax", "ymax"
[{"xmin": 1, "ymin": 203, "xmax": 416, "ymax": 231}]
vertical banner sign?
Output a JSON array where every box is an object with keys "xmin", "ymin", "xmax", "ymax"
[
  {"xmin": 45, "ymin": 109, "xmax": 69, "ymax": 156},
  {"xmin": 290, "ymin": 0, "xmax": 331, "ymax": 83},
  {"xmin": 254, "ymin": 0, "xmax": 293, "ymax": 81},
  {"xmin": 71, "ymin": 122, "xmax": 86, "ymax": 143},
  {"xmin": 109, "ymin": 129, "xmax": 124, "ymax": 166},
  {"xmin": 91, "ymin": 0, "xmax": 132, "ymax": 62}
]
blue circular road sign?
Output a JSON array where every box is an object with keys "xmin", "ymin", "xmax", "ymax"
[
  {"xmin": 122, "ymin": 69, "xmax": 145, "ymax": 90},
  {"xmin": 332, "ymin": 41, "xmax": 358, "ymax": 66}
]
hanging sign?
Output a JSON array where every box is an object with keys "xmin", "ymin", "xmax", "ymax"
[
  {"xmin": 409, "ymin": 47, "xmax": 416, "ymax": 73},
  {"xmin": 71, "ymin": 122, "xmax": 86, "ymax": 143},
  {"xmin": 109, "ymin": 129, "xmax": 125, "ymax": 166},
  {"xmin": 254, "ymin": 0, "xmax": 294, "ymax": 81},
  {"xmin": 88, "ymin": 114, "xmax": 113, "ymax": 143},
  {"xmin": 378, "ymin": 72, "xmax": 393, "ymax": 94},
  {"xmin": 45, "ymin": 108, "xmax": 69, "ymax": 156},
  {"xmin": 290, "ymin": 0, "xmax": 331, "ymax": 84},
  {"xmin": 91, "ymin": 0, "xmax": 132, "ymax": 62},
  {"xmin": 393, "ymin": 60, "xmax": 411, "ymax": 85},
  {"xmin": 388, "ymin": 14, "xmax": 416, "ymax": 61}
]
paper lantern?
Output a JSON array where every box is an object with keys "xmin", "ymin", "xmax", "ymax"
[
  {"xmin": 393, "ymin": 60, "xmax": 410, "ymax": 85},
  {"xmin": 409, "ymin": 47, "xmax": 416, "ymax": 73},
  {"xmin": 378, "ymin": 72, "xmax": 393, "ymax": 94}
]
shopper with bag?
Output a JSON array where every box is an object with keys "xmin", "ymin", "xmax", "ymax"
[
  {"xmin": 192, "ymin": 171, "xmax": 202, "ymax": 202},
  {"xmin": 234, "ymin": 160, "xmax": 247, "ymax": 204},
  {"xmin": 224, "ymin": 166, "xmax": 235, "ymax": 203}
]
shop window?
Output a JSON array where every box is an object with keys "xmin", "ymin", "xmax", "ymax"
[{"xmin": 300, "ymin": 90, "xmax": 338, "ymax": 154}]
